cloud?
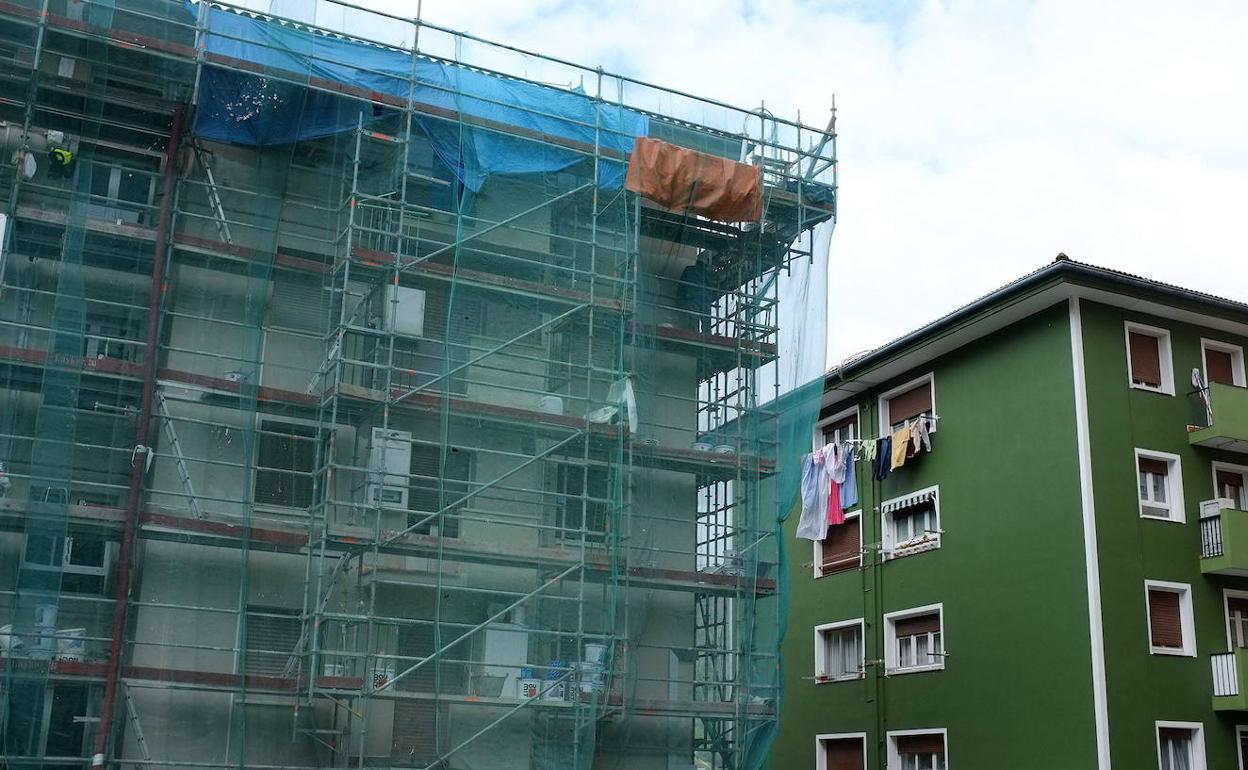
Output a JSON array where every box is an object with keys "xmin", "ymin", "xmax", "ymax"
[{"xmin": 354, "ymin": 0, "xmax": 1248, "ymax": 366}]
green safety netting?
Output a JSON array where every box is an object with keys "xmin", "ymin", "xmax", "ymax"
[{"xmin": 0, "ymin": 2, "xmax": 834, "ymax": 770}]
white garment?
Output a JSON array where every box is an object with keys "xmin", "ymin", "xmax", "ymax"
[
  {"xmin": 824, "ymin": 442, "xmax": 847, "ymax": 484},
  {"xmin": 910, "ymin": 417, "xmax": 932, "ymax": 454}
]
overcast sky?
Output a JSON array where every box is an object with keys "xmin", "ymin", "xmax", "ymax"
[{"xmin": 352, "ymin": 0, "xmax": 1248, "ymax": 367}]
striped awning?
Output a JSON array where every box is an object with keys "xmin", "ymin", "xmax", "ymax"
[{"xmin": 881, "ymin": 489, "xmax": 937, "ymax": 515}]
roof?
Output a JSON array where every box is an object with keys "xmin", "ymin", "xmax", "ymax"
[{"xmin": 823, "ymin": 255, "xmax": 1248, "ymax": 401}]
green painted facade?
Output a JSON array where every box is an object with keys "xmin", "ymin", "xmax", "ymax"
[{"xmin": 774, "ymin": 279, "xmax": 1248, "ymax": 769}]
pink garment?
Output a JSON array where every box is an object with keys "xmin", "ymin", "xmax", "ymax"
[{"xmin": 826, "ymin": 464, "xmax": 844, "ymax": 526}]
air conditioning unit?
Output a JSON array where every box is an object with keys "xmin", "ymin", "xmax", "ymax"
[
  {"xmin": 383, "ymin": 285, "xmax": 426, "ymax": 337},
  {"xmin": 366, "ymin": 428, "xmax": 411, "ymax": 509},
  {"xmin": 1201, "ymin": 498, "xmax": 1236, "ymax": 519}
]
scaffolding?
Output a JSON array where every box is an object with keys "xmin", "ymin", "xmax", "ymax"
[{"xmin": 0, "ymin": 2, "xmax": 835, "ymax": 770}]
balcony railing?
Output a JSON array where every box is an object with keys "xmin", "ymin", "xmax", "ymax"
[
  {"xmin": 1213, "ymin": 652, "xmax": 1239, "ymax": 697},
  {"xmin": 1202, "ymin": 514, "xmax": 1225, "ymax": 558},
  {"xmin": 1198, "ymin": 503, "xmax": 1248, "ymax": 576},
  {"xmin": 1189, "ymin": 382, "xmax": 1248, "ymax": 453}
]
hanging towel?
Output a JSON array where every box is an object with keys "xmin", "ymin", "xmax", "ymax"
[
  {"xmin": 796, "ymin": 452, "xmax": 829, "ymax": 541},
  {"xmin": 841, "ymin": 449, "xmax": 859, "ymax": 509},
  {"xmin": 874, "ymin": 437, "xmax": 892, "ymax": 481},
  {"xmin": 862, "ymin": 439, "xmax": 877, "ymax": 463},
  {"xmin": 910, "ymin": 416, "xmax": 932, "ymax": 454},
  {"xmin": 890, "ymin": 424, "xmax": 911, "ymax": 470}
]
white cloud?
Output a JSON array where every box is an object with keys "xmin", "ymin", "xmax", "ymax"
[{"xmin": 352, "ymin": 0, "xmax": 1248, "ymax": 365}]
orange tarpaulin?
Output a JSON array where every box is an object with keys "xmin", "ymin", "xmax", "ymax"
[{"xmin": 624, "ymin": 137, "xmax": 763, "ymax": 222}]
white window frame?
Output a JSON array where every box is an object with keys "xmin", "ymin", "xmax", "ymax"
[
  {"xmin": 886, "ymin": 728, "xmax": 948, "ymax": 770},
  {"xmin": 884, "ymin": 603, "xmax": 944, "ymax": 675},
  {"xmin": 1223, "ymin": 588, "xmax": 1248, "ymax": 652},
  {"xmin": 813, "ymin": 618, "xmax": 865, "ymax": 683},
  {"xmin": 1154, "ymin": 721, "xmax": 1206, "ymax": 770},
  {"xmin": 1237, "ymin": 725, "xmax": 1248, "ymax": 770},
  {"xmin": 815, "ymin": 404, "xmax": 860, "ymax": 449},
  {"xmin": 1201, "ymin": 338, "xmax": 1247, "ymax": 388},
  {"xmin": 816, "ymin": 732, "xmax": 867, "ymax": 770},
  {"xmin": 881, "ymin": 485, "xmax": 941, "ymax": 559},
  {"xmin": 1135, "ymin": 449, "xmax": 1185, "ymax": 523},
  {"xmin": 1125, "ymin": 321, "xmax": 1174, "ymax": 395},
  {"xmin": 1212, "ymin": 461, "xmax": 1248, "ymax": 510},
  {"xmin": 813, "ymin": 510, "xmax": 862, "ymax": 579},
  {"xmin": 1145, "ymin": 580, "xmax": 1197, "ymax": 657},
  {"xmin": 877, "ymin": 373, "xmax": 937, "ymax": 437}
]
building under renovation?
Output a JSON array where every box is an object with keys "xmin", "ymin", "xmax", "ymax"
[{"xmin": 0, "ymin": 2, "xmax": 834, "ymax": 769}]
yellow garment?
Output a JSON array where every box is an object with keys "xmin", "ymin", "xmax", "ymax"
[{"xmin": 890, "ymin": 424, "xmax": 911, "ymax": 470}]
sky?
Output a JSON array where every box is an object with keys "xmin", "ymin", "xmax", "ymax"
[{"xmin": 344, "ymin": 0, "xmax": 1248, "ymax": 367}]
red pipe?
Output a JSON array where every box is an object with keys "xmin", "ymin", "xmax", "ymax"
[{"xmin": 92, "ymin": 106, "xmax": 184, "ymax": 769}]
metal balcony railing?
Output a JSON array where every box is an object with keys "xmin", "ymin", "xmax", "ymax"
[
  {"xmin": 1213, "ymin": 652, "xmax": 1239, "ymax": 697},
  {"xmin": 1201, "ymin": 514, "xmax": 1225, "ymax": 558}
]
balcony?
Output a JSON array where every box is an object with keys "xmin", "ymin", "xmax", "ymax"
[
  {"xmin": 1189, "ymin": 382, "xmax": 1248, "ymax": 453},
  {"xmin": 1199, "ymin": 504, "xmax": 1248, "ymax": 576},
  {"xmin": 1212, "ymin": 649, "xmax": 1248, "ymax": 710}
]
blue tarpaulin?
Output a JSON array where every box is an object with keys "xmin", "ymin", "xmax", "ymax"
[{"xmin": 190, "ymin": 2, "xmax": 649, "ymax": 190}]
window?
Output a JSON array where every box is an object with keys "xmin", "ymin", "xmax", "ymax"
[
  {"xmin": 888, "ymin": 731, "xmax": 946, "ymax": 770},
  {"xmin": 1146, "ymin": 581, "xmax": 1196, "ymax": 657},
  {"xmin": 1225, "ymin": 591, "xmax": 1248, "ymax": 649},
  {"xmin": 1125, "ymin": 322, "xmax": 1174, "ymax": 394},
  {"xmin": 245, "ymin": 606, "xmax": 303, "ymax": 676},
  {"xmin": 885, "ymin": 605, "xmax": 944, "ymax": 675},
  {"xmin": 816, "ymin": 734, "xmax": 866, "ymax": 770},
  {"xmin": 881, "ymin": 488, "xmax": 940, "ymax": 559},
  {"xmin": 814, "ymin": 620, "xmax": 864, "ymax": 682},
  {"xmin": 255, "ymin": 420, "xmax": 317, "ymax": 509},
  {"xmin": 1137, "ymin": 451, "xmax": 1184, "ymax": 523},
  {"xmin": 1214, "ymin": 465, "xmax": 1248, "ymax": 509},
  {"xmin": 821, "ymin": 411, "xmax": 858, "ymax": 446},
  {"xmin": 1202, "ymin": 340, "xmax": 1245, "ymax": 387},
  {"xmin": 816, "ymin": 513, "xmax": 861, "ymax": 576},
  {"xmin": 554, "ymin": 464, "xmax": 609, "ymax": 543},
  {"xmin": 409, "ymin": 444, "xmax": 471, "ymax": 538},
  {"xmin": 1155, "ymin": 723, "xmax": 1205, "ymax": 770},
  {"xmin": 881, "ymin": 376, "xmax": 934, "ymax": 433},
  {"xmin": 21, "ymin": 533, "xmax": 111, "ymax": 595}
]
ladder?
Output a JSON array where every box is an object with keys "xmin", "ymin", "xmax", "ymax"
[
  {"xmin": 155, "ymin": 390, "xmax": 205, "ymax": 520},
  {"xmin": 122, "ymin": 683, "xmax": 158, "ymax": 770},
  {"xmin": 191, "ymin": 139, "xmax": 233, "ymax": 245}
]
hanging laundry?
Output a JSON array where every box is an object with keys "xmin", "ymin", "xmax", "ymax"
[
  {"xmin": 873, "ymin": 436, "xmax": 892, "ymax": 481},
  {"xmin": 796, "ymin": 452, "xmax": 829, "ymax": 541},
  {"xmin": 827, "ymin": 472, "xmax": 843, "ymax": 526},
  {"xmin": 841, "ymin": 447, "xmax": 858, "ymax": 509},
  {"xmin": 890, "ymin": 424, "xmax": 911, "ymax": 471},
  {"xmin": 910, "ymin": 416, "xmax": 932, "ymax": 454}
]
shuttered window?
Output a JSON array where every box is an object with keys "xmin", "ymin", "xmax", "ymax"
[
  {"xmin": 822, "ymin": 415, "xmax": 857, "ymax": 445},
  {"xmin": 1217, "ymin": 469, "xmax": 1245, "ymax": 508},
  {"xmin": 886, "ymin": 383, "xmax": 932, "ymax": 429},
  {"xmin": 1229, "ymin": 596, "xmax": 1248, "ymax": 648},
  {"xmin": 1157, "ymin": 727, "xmax": 1195, "ymax": 770},
  {"xmin": 1138, "ymin": 457, "xmax": 1172, "ymax": 519},
  {"xmin": 1148, "ymin": 588, "xmax": 1184, "ymax": 650},
  {"xmin": 408, "ymin": 444, "xmax": 470, "ymax": 538},
  {"xmin": 1206, "ymin": 346, "xmax": 1237, "ymax": 386},
  {"xmin": 1128, "ymin": 331, "xmax": 1163, "ymax": 388},
  {"xmin": 245, "ymin": 606, "xmax": 302, "ymax": 676},
  {"xmin": 892, "ymin": 612, "xmax": 943, "ymax": 670},
  {"xmin": 820, "ymin": 736, "xmax": 864, "ymax": 770},
  {"xmin": 820, "ymin": 517, "xmax": 860, "ymax": 575},
  {"xmin": 896, "ymin": 732, "xmax": 946, "ymax": 770}
]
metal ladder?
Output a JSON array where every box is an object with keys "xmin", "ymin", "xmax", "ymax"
[
  {"xmin": 155, "ymin": 390, "xmax": 205, "ymax": 520},
  {"xmin": 122, "ymin": 683, "xmax": 158, "ymax": 770},
  {"xmin": 191, "ymin": 139, "xmax": 233, "ymax": 245}
]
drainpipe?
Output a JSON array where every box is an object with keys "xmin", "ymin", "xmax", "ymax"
[{"xmin": 91, "ymin": 105, "xmax": 184, "ymax": 769}]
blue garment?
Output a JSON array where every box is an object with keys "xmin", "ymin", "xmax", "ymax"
[
  {"xmin": 795, "ymin": 452, "xmax": 829, "ymax": 541},
  {"xmin": 841, "ymin": 449, "xmax": 858, "ymax": 509},
  {"xmin": 873, "ymin": 437, "xmax": 891, "ymax": 482}
]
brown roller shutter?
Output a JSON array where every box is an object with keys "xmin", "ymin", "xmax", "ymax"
[
  {"xmin": 887, "ymin": 384, "xmax": 932, "ymax": 425},
  {"xmin": 1138, "ymin": 458, "xmax": 1168, "ymax": 477},
  {"xmin": 1128, "ymin": 332, "xmax": 1162, "ymax": 387},
  {"xmin": 1148, "ymin": 589, "xmax": 1184, "ymax": 648},
  {"xmin": 822, "ymin": 737, "xmax": 864, "ymax": 770},
  {"xmin": 896, "ymin": 732, "xmax": 945, "ymax": 755},
  {"xmin": 1218, "ymin": 470, "xmax": 1244, "ymax": 488},
  {"xmin": 1228, "ymin": 597, "xmax": 1248, "ymax": 617},
  {"xmin": 893, "ymin": 613, "xmax": 941, "ymax": 637},
  {"xmin": 1207, "ymin": 347, "xmax": 1236, "ymax": 386},
  {"xmin": 821, "ymin": 518, "xmax": 861, "ymax": 574},
  {"xmin": 1158, "ymin": 727, "xmax": 1191, "ymax": 743}
]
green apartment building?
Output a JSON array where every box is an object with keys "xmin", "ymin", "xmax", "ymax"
[{"xmin": 775, "ymin": 257, "xmax": 1248, "ymax": 769}]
